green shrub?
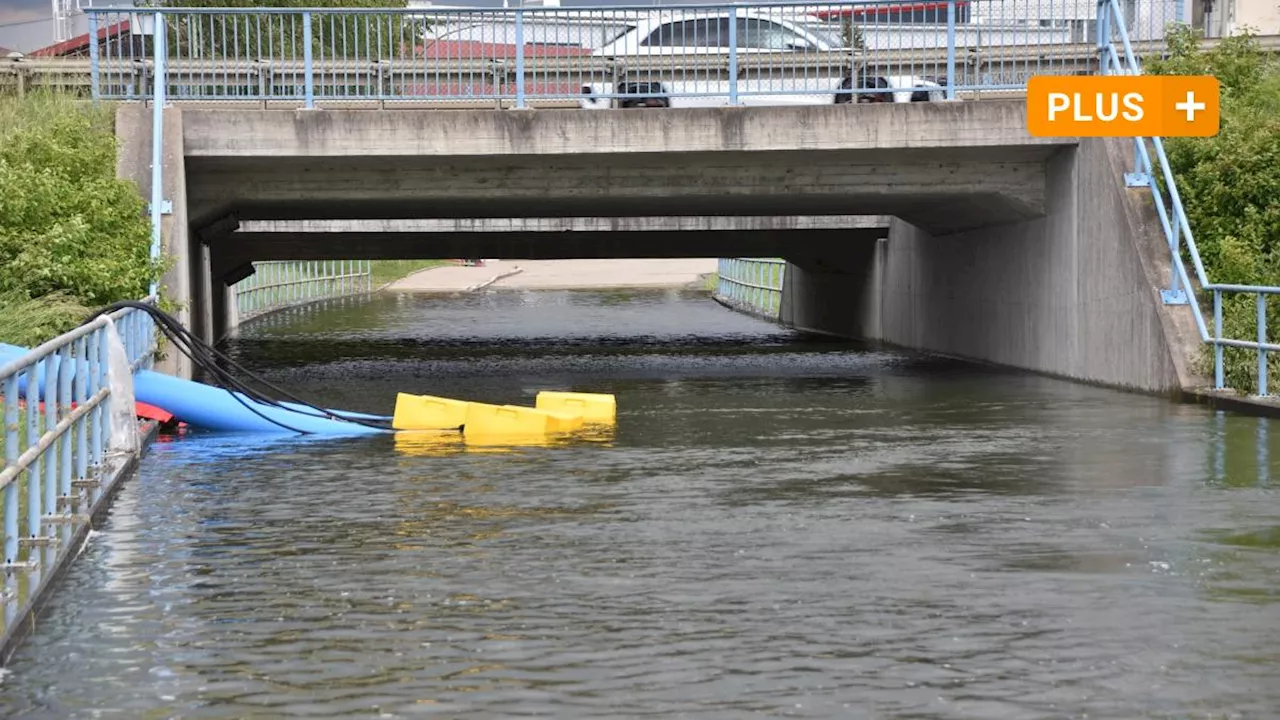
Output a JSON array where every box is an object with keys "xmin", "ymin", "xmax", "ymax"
[
  {"xmin": 0, "ymin": 291, "xmax": 93, "ymax": 348},
  {"xmin": 1145, "ymin": 25, "xmax": 1280, "ymax": 393},
  {"xmin": 0, "ymin": 91, "xmax": 160, "ymax": 345}
]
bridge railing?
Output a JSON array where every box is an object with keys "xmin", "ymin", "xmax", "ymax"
[
  {"xmin": 233, "ymin": 260, "xmax": 373, "ymax": 322},
  {"xmin": 0, "ymin": 299, "xmax": 156, "ymax": 648},
  {"xmin": 68, "ymin": 0, "xmax": 1187, "ymax": 106},
  {"xmin": 1097, "ymin": 0, "xmax": 1275, "ymax": 398},
  {"xmin": 715, "ymin": 258, "xmax": 786, "ymax": 321}
]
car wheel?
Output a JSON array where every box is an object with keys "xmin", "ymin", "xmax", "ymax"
[{"xmin": 618, "ymin": 81, "xmax": 670, "ymax": 109}]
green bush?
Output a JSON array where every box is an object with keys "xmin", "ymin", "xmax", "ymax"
[
  {"xmin": 1145, "ymin": 25, "xmax": 1280, "ymax": 393},
  {"xmin": 0, "ymin": 91, "xmax": 160, "ymax": 346}
]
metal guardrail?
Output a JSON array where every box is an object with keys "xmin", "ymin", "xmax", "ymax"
[
  {"xmin": 0, "ymin": 299, "xmax": 157, "ymax": 657},
  {"xmin": 0, "ymin": 0, "xmax": 1191, "ymax": 105},
  {"xmin": 8, "ymin": 35, "xmax": 1280, "ymax": 104},
  {"xmin": 1096, "ymin": 0, "xmax": 1276, "ymax": 398},
  {"xmin": 715, "ymin": 258, "xmax": 786, "ymax": 320},
  {"xmin": 233, "ymin": 260, "xmax": 373, "ymax": 322}
]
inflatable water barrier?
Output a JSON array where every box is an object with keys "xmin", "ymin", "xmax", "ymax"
[
  {"xmin": 3, "ymin": 336, "xmax": 617, "ymax": 441},
  {"xmin": 1, "ymin": 341, "xmax": 387, "ymax": 436}
]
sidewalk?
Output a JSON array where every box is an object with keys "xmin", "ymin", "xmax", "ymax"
[{"xmin": 385, "ymin": 258, "xmax": 718, "ymax": 293}]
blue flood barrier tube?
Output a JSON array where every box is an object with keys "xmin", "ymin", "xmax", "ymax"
[{"xmin": 1, "ymin": 342, "xmax": 389, "ymax": 435}]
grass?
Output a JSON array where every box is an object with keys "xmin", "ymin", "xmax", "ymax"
[
  {"xmin": 0, "ymin": 88, "xmax": 110, "ymax": 142},
  {"xmin": 0, "ymin": 291, "xmax": 94, "ymax": 348},
  {"xmin": 701, "ymin": 273, "xmax": 719, "ymax": 292},
  {"xmin": 368, "ymin": 260, "xmax": 452, "ymax": 289}
]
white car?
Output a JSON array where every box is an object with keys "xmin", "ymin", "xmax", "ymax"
[{"xmin": 579, "ymin": 10, "xmax": 946, "ymax": 109}]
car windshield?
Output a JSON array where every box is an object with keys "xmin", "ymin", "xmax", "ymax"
[
  {"xmin": 602, "ymin": 24, "xmax": 637, "ymax": 46},
  {"xmin": 799, "ymin": 24, "xmax": 845, "ymax": 49}
]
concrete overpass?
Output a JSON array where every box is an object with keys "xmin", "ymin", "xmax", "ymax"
[{"xmin": 116, "ymin": 100, "xmax": 1198, "ymax": 395}]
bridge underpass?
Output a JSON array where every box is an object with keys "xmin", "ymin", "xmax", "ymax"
[
  {"xmin": 209, "ymin": 216, "xmax": 891, "ymax": 272},
  {"xmin": 115, "ymin": 100, "xmax": 1198, "ymax": 395}
]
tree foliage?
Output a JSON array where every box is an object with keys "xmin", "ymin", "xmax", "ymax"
[
  {"xmin": 1145, "ymin": 25, "xmax": 1280, "ymax": 392},
  {"xmin": 0, "ymin": 91, "xmax": 160, "ymax": 344}
]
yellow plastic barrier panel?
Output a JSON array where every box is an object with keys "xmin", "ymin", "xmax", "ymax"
[
  {"xmin": 464, "ymin": 402, "xmax": 584, "ymax": 436},
  {"xmin": 392, "ymin": 392, "xmax": 470, "ymax": 431},
  {"xmin": 534, "ymin": 391, "xmax": 616, "ymax": 424}
]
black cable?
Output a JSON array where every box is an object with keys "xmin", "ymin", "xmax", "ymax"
[
  {"xmin": 98, "ymin": 303, "xmax": 317, "ymax": 434},
  {"xmin": 84, "ymin": 301, "xmax": 394, "ymax": 434}
]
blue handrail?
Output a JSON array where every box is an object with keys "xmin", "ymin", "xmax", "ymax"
[{"xmin": 1097, "ymin": 0, "xmax": 1276, "ymax": 397}]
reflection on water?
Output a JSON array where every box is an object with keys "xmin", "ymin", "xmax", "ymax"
[{"xmin": 1, "ymin": 288, "xmax": 1278, "ymax": 719}]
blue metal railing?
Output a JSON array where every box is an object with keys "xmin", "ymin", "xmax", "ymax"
[
  {"xmin": 715, "ymin": 258, "xmax": 786, "ymax": 320},
  {"xmin": 0, "ymin": 300, "xmax": 157, "ymax": 648},
  {"xmin": 1096, "ymin": 0, "xmax": 1276, "ymax": 397},
  {"xmin": 233, "ymin": 260, "xmax": 373, "ymax": 322},
  {"xmin": 82, "ymin": 0, "xmax": 1186, "ymax": 107}
]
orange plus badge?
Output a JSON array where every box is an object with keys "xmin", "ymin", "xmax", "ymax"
[{"xmin": 1026, "ymin": 75, "xmax": 1220, "ymax": 138}]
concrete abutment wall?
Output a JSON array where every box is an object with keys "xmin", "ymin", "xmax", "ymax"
[{"xmin": 780, "ymin": 136, "xmax": 1206, "ymax": 394}]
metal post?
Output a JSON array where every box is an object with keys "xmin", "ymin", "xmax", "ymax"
[
  {"xmin": 514, "ymin": 9, "xmax": 526, "ymax": 109},
  {"xmin": 1214, "ymin": 290, "xmax": 1224, "ymax": 390},
  {"xmin": 74, "ymin": 338, "xmax": 87, "ymax": 493},
  {"xmin": 25, "ymin": 363, "xmax": 41, "ymax": 542},
  {"xmin": 149, "ymin": 11, "xmax": 167, "ymax": 299},
  {"xmin": 1258, "ymin": 293, "xmax": 1268, "ymax": 397},
  {"xmin": 92, "ymin": 329, "xmax": 105, "ymax": 471},
  {"xmin": 88, "ymin": 12, "xmax": 100, "ymax": 101},
  {"xmin": 1097, "ymin": 0, "xmax": 1111, "ymax": 74},
  {"xmin": 303, "ymin": 12, "xmax": 315, "ymax": 109},
  {"xmin": 43, "ymin": 354, "xmax": 57, "ymax": 523},
  {"xmin": 728, "ymin": 6, "xmax": 739, "ymax": 105},
  {"xmin": 4, "ymin": 375, "xmax": 18, "ymax": 564},
  {"xmin": 945, "ymin": 0, "xmax": 957, "ymax": 100},
  {"xmin": 57, "ymin": 347, "xmax": 73, "ymax": 511}
]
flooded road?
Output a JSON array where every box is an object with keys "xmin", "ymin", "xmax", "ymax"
[{"xmin": 2, "ymin": 288, "xmax": 1278, "ymax": 719}]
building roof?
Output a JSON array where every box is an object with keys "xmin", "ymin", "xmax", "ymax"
[
  {"xmin": 0, "ymin": 45, "xmax": 21, "ymax": 58},
  {"xmin": 27, "ymin": 19, "xmax": 131, "ymax": 58}
]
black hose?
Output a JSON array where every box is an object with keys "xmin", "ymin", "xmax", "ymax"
[{"xmin": 83, "ymin": 300, "xmax": 394, "ymax": 435}]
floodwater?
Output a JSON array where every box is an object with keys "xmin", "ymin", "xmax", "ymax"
[{"xmin": 1, "ymin": 288, "xmax": 1278, "ymax": 719}]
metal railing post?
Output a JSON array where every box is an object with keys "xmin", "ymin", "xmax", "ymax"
[
  {"xmin": 514, "ymin": 9, "xmax": 526, "ymax": 109},
  {"xmin": 4, "ymin": 375, "xmax": 18, "ymax": 565},
  {"xmin": 148, "ymin": 11, "xmax": 166, "ymax": 299},
  {"xmin": 1258, "ymin": 294, "xmax": 1268, "ymax": 396},
  {"xmin": 1214, "ymin": 290, "xmax": 1224, "ymax": 389},
  {"xmin": 88, "ymin": 12, "xmax": 100, "ymax": 101},
  {"xmin": 945, "ymin": 0, "xmax": 957, "ymax": 100},
  {"xmin": 1097, "ymin": 0, "xmax": 1112, "ymax": 74},
  {"xmin": 728, "ymin": 6, "xmax": 739, "ymax": 105},
  {"xmin": 303, "ymin": 11, "xmax": 315, "ymax": 109}
]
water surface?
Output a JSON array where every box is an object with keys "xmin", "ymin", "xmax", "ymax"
[{"xmin": 2, "ymin": 289, "xmax": 1277, "ymax": 719}]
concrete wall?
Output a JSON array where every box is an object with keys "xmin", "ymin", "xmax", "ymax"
[
  {"xmin": 781, "ymin": 136, "xmax": 1206, "ymax": 394},
  {"xmin": 115, "ymin": 105, "xmax": 197, "ymax": 379}
]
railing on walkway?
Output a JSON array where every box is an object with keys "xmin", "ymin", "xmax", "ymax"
[
  {"xmin": 233, "ymin": 260, "xmax": 373, "ymax": 322},
  {"xmin": 715, "ymin": 258, "xmax": 786, "ymax": 321},
  {"xmin": 62, "ymin": 0, "xmax": 1199, "ymax": 106},
  {"xmin": 0, "ymin": 300, "xmax": 157, "ymax": 651},
  {"xmin": 1096, "ymin": 0, "xmax": 1276, "ymax": 398}
]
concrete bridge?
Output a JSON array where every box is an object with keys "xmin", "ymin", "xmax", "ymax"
[{"xmin": 117, "ymin": 99, "xmax": 1198, "ymax": 395}]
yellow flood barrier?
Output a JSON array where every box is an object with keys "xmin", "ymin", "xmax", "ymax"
[
  {"xmin": 534, "ymin": 391, "xmax": 616, "ymax": 424},
  {"xmin": 464, "ymin": 402, "xmax": 584, "ymax": 436},
  {"xmin": 392, "ymin": 392, "xmax": 470, "ymax": 431}
]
